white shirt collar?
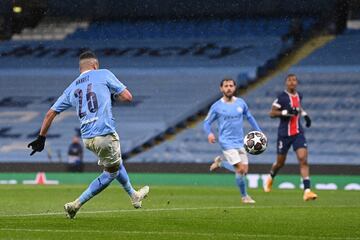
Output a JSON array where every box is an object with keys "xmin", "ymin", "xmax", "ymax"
[
  {"xmin": 221, "ymin": 96, "xmax": 237, "ymax": 103},
  {"xmin": 79, "ymin": 70, "xmax": 92, "ymax": 76},
  {"xmin": 285, "ymin": 90, "xmax": 298, "ymax": 97}
]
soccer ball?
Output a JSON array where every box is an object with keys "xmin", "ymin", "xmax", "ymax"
[{"xmin": 244, "ymin": 131, "xmax": 267, "ymax": 155}]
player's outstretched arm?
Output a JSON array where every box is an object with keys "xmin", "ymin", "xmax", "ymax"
[{"xmin": 28, "ymin": 109, "xmax": 58, "ymax": 156}]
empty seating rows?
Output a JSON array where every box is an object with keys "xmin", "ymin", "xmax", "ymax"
[
  {"xmin": 0, "ymin": 18, "xmax": 296, "ymax": 163},
  {"xmin": 130, "ymin": 32, "xmax": 360, "ymax": 165},
  {"xmin": 0, "ymin": 68, "xmax": 243, "ymax": 162},
  {"xmin": 131, "ymin": 69, "xmax": 360, "ymax": 165},
  {"xmin": 67, "ymin": 19, "xmax": 302, "ymax": 40}
]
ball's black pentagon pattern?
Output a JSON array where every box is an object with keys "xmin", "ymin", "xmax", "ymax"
[
  {"xmin": 243, "ymin": 131, "xmax": 267, "ymax": 155},
  {"xmin": 255, "ymin": 132, "xmax": 262, "ymax": 137},
  {"xmin": 246, "ymin": 140, "xmax": 254, "ymax": 148},
  {"xmin": 254, "ymin": 142, "xmax": 263, "ymax": 151}
]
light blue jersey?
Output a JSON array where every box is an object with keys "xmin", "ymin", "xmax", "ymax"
[
  {"xmin": 51, "ymin": 69, "xmax": 126, "ymax": 139},
  {"xmin": 203, "ymin": 97, "xmax": 261, "ymax": 150}
]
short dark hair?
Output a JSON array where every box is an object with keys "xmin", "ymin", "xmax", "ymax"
[
  {"xmin": 220, "ymin": 78, "xmax": 236, "ymax": 87},
  {"xmin": 79, "ymin": 51, "xmax": 97, "ymax": 61},
  {"xmin": 285, "ymin": 73, "xmax": 297, "ymax": 81}
]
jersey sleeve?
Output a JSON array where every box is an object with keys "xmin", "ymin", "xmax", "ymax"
[
  {"xmin": 51, "ymin": 88, "xmax": 72, "ymax": 113},
  {"xmin": 272, "ymin": 93, "xmax": 283, "ymax": 109},
  {"xmin": 243, "ymin": 102, "xmax": 262, "ymax": 132},
  {"xmin": 203, "ymin": 104, "xmax": 218, "ymax": 135},
  {"xmin": 106, "ymin": 70, "xmax": 126, "ymax": 95}
]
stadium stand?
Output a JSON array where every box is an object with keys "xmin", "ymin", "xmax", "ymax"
[
  {"xmin": 130, "ymin": 31, "xmax": 360, "ymax": 165},
  {"xmin": 67, "ymin": 19, "xmax": 294, "ymax": 40},
  {"xmin": 0, "ymin": 18, "xmax": 309, "ymax": 162},
  {"xmin": 11, "ymin": 20, "xmax": 89, "ymax": 41}
]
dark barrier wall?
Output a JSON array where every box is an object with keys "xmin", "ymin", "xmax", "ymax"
[{"xmin": 46, "ymin": 0, "xmax": 336, "ymax": 20}]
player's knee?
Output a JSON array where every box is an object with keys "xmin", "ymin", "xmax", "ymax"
[
  {"xmin": 104, "ymin": 163, "xmax": 120, "ymax": 174},
  {"xmin": 298, "ymin": 156, "xmax": 308, "ymax": 165},
  {"xmin": 236, "ymin": 168, "xmax": 247, "ymax": 175},
  {"xmin": 299, "ymin": 159, "xmax": 308, "ymax": 166},
  {"xmin": 276, "ymin": 161, "xmax": 285, "ymax": 168}
]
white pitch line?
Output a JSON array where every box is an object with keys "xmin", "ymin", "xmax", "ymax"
[
  {"xmin": 0, "ymin": 228, "xmax": 359, "ymax": 240},
  {"xmin": 0, "ymin": 205, "xmax": 359, "ymax": 218}
]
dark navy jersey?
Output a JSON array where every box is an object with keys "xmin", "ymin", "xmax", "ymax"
[{"xmin": 272, "ymin": 91, "xmax": 305, "ymax": 137}]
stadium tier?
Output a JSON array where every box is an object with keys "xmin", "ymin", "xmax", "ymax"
[
  {"xmin": 67, "ymin": 19, "xmax": 293, "ymax": 40},
  {"xmin": 0, "ymin": 38, "xmax": 282, "ymax": 69},
  {"xmin": 0, "ymin": 19, "xmax": 293, "ymax": 162},
  {"xmin": 130, "ymin": 31, "xmax": 360, "ymax": 165}
]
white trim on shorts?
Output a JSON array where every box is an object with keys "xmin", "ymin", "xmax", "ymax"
[{"xmin": 222, "ymin": 148, "xmax": 248, "ymax": 165}]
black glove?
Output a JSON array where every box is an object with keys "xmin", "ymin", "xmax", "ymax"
[
  {"xmin": 281, "ymin": 107, "xmax": 299, "ymax": 116},
  {"xmin": 304, "ymin": 115, "xmax": 311, "ymax": 128},
  {"xmin": 28, "ymin": 135, "xmax": 46, "ymax": 156},
  {"xmin": 288, "ymin": 107, "xmax": 299, "ymax": 116}
]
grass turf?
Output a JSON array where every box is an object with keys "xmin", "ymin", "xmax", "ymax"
[{"xmin": 0, "ymin": 185, "xmax": 359, "ymax": 240}]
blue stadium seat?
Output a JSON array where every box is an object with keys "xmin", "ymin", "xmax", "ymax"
[
  {"xmin": 0, "ymin": 18, "xmax": 306, "ymax": 163},
  {"xmin": 66, "ymin": 18, "xmax": 306, "ymax": 40},
  {"xmin": 129, "ymin": 31, "xmax": 360, "ymax": 165}
]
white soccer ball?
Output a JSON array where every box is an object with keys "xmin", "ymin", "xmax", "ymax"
[{"xmin": 244, "ymin": 131, "xmax": 267, "ymax": 155}]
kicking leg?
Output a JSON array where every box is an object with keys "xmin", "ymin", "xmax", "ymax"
[
  {"xmin": 64, "ymin": 164, "xmax": 119, "ymax": 219},
  {"xmin": 115, "ymin": 163, "xmax": 149, "ymax": 208},
  {"xmin": 116, "ymin": 163, "xmax": 136, "ymax": 196}
]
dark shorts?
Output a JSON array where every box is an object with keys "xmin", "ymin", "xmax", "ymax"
[{"xmin": 277, "ymin": 133, "xmax": 307, "ymax": 155}]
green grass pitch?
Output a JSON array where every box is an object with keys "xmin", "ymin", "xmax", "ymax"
[{"xmin": 0, "ymin": 185, "xmax": 359, "ymax": 240}]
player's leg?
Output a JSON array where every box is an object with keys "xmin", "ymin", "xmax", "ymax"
[
  {"xmin": 109, "ymin": 133, "xmax": 135, "ymax": 196},
  {"xmin": 64, "ymin": 134, "xmax": 121, "ymax": 218},
  {"xmin": 116, "ymin": 163, "xmax": 149, "ymax": 208},
  {"xmin": 111, "ymin": 133, "xmax": 149, "ymax": 208},
  {"xmin": 77, "ymin": 164, "xmax": 119, "ymax": 205},
  {"xmin": 234, "ymin": 163, "xmax": 255, "ymax": 203},
  {"xmin": 64, "ymin": 164, "xmax": 119, "ymax": 219},
  {"xmin": 293, "ymin": 134, "xmax": 317, "ymax": 201},
  {"xmin": 209, "ymin": 155, "xmax": 236, "ymax": 172},
  {"xmin": 64, "ymin": 134, "xmax": 123, "ymax": 218},
  {"xmin": 116, "ymin": 163, "xmax": 136, "ymax": 196},
  {"xmin": 234, "ymin": 162, "xmax": 247, "ymax": 196},
  {"xmin": 224, "ymin": 149, "xmax": 255, "ymax": 203},
  {"xmin": 264, "ymin": 136, "xmax": 291, "ymax": 192},
  {"xmin": 296, "ymin": 148, "xmax": 309, "ymax": 182},
  {"xmin": 270, "ymin": 154, "xmax": 287, "ymax": 179}
]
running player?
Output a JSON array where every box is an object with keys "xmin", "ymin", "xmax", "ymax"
[
  {"xmin": 28, "ymin": 51, "xmax": 149, "ymax": 218},
  {"xmin": 263, "ymin": 74, "xmax": 317, "ymax": 201},
  {"xmin": 204, "ymin": 78, "xmax": 262, "ymax": 204}
]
